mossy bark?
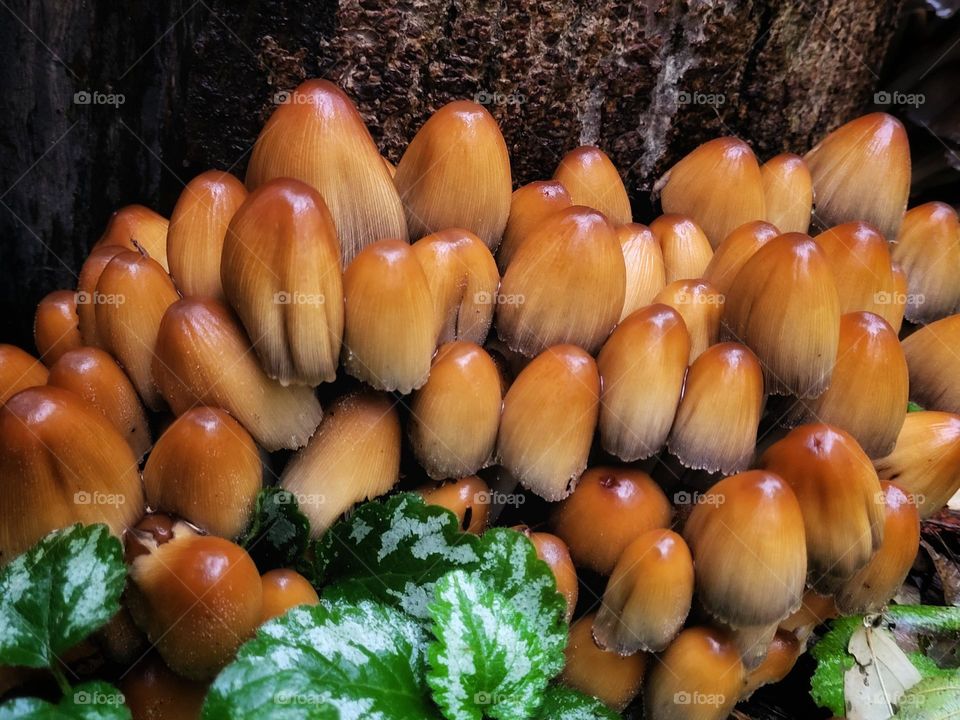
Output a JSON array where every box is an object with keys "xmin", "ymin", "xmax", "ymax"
[{"xmin": 0, "ymin": 0, "xmax": 902, "ymax": 345}]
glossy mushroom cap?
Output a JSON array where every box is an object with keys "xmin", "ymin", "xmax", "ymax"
[
  {"xmin": 341, "ymin": 238, "xmax": 436, "ymax": 393},
  {"xmin": 786, "ymin": 312, "xmax": 908, "ymax": 458},
  {"xmin": 47, "ymin": 347, "xmax": 152, "ymax": 458},
  {"xmin": 653, "ymin": 279, "xmax": 724, "ymax": 364},
  {"xmin": 650, "ymin": 214, "xmax": 713, "ymax": 283},
  {"xmin": 94, "ymin": 204, "xmax": 170, "ymax": 270},
  {"xmin": 127, "ymin": 527, "xmax": 263, "ymax": 679},
  {"xmin": 551, "ymin": 466, "xmax": 672, "ymax": 575},
  {"xmin": 761, "ymin": 154, "xmax": 812, "ymax": 234},
  {"xmin": 643, "ymin": 626, "xmax": 745, "ymax": 720},
  {"xmin": 834, "ymin": 481, "xmax": 920, "ymax": 614},
  {"xmin": 167, "ymin": 170, "xmax": 248, "ymax": 300},
  {"xmin": 683, "ymin": 470, "xmax": 807, "ymax": 627},
  {"xmin": 561, "ymin": 612, "xmax": 647, "ymax": 711},
  {"xmin": 874, "ymin": 410, "xmax": 960, "ymax": 519},
  {"xmin": 0, "ymin": 386, "xmax": 143, "ymax": 564},
  {"xmin": 902, "ymin": 313, "xmax": 960, "ymax": 414},
  {"xmin": 516, "ymin": 527, "xmax": 578, "ymax": 622},
  {"xmin": 667, "ymin": 342, "xmax": 765, "ymax": 474},
  {"xmin": 553, "ymin": 145, "xmax": 632, "ymax": 226},
  {"xmin": 76, "ymin": 245, "xmax": 127, "ymax": 347},
  {"xmin": 95, "ymin": 250, "xmax": 180, "ymax": 410},
  {"xmin": 33, "ymin": 290, "xmax": 82, "ymax": 366},
  {"xmin": 152, "ymin": 297, "xmax": 323, "ymax": 451},
  {"xmin": 498, "ymin": 180, "xmax": 572, "ymax": 272},
  {"xmin": 892, "ymin": 202, "xmax": 960, "ymax": 324},
  {"xmin": 143, "ymin": 407, "xmax": 262, "ymax": 539},
  {"xmin": 597, "ymin": 304, "xmax": 690, "ymax": 461},
  {"xmin": 497, "ymin": 345, "xmax": 599, "ymax": 501},
  {"xmin": 259, "ymin": 568, "xmax": 320, "ymax": 623},
  {"xmin": 593, "ymin": 529, "xmax": 694, "ymax": 653},
  {"xmin": 617, "ymin": 223, "xmax": 667, "ymax": 320},
  {"xmin": 813, "ymin": 221, "xmax": 897, "ymax": 319},
  {"xmin": 702, "ymin": 220, "xmax": 780, "ymax": 296},
  {"xmin": 410, "ymin": 228, "xmax": 499, "ymax": 345},
  {"xmin": 409, "ymin": 342, "xmax": 501, "ymax": 480},
  {"xmin": 740, "ymin": 629, "xmax": 803, "ymax": 700},
  {"xmin": 804, "ymin": 112, "xmax": 910, "ymax": 241},
  {"xmin": 281, "ymin": 391, "xmax": 401, "ymax": 536},
  {"xmin": 0, "ymin": 344, "xmax": 48, "ymax": 405},
  {"xmin": 419, "ymin": 476, "xmax": 492, "ymax": 534},
  {"xmin": 497, "ymin": 205, "xmax": 625, "ymax": 356},
  {"xmin": 221, "ymin": 177, "xmax": 343, "ymax": 386},
  {"xmin": 760, "ymin": 423, "xmax": 885, "ymax": 591},
  {"xmin": 246, "ymin": 79, "xmax": 408, "ymax": 265},
  {"xmin": 722, "ymin": 233, "xmax": 840, "ymax": 398},
  {"xmin": 394, "ymin": 100, "xmax": 511, "ymax": 249},
  {"xmin": 658, "ymin": 137, "xmax": 766, "ymax": 249}
]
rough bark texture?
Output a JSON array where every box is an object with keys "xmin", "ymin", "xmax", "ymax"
[{"xmin": 0, "ymin": 0, "xmax": 904, "ymax": 346}]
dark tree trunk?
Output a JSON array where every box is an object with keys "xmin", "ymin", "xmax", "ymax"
[{"xmin": 0, "ymin": 0, "xmax": 904, "ymax": 347}]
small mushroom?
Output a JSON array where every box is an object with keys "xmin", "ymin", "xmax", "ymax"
[
  {"xmin": 551, "ymin": 466, "xmax": 671, "ymax": 575},
  {"xmin": 126, "ymin": 523, "xmax": 263, "ymax": 680},
  {"xmin": 259, "ymin": 569, "xmax": 320, "ymax": 624},
  {"xmin": 561, "ymin": 612, "xmax": 647, "ymax": 711},
  {"xmin": 593, "ymin": 529, "xmax": 694, "ymax": 654}
]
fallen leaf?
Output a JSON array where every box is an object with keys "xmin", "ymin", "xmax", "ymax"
[
  {"xmin": 844, "ymin": 623, "xmax": 923, "ymax": 720},
  {"xmin": 921, "ymin": 540, "xmax": 960, "ymax": 607},
  {"xmin": 893, "ymin": 671, "xmax": 960, "ymax": 719}
]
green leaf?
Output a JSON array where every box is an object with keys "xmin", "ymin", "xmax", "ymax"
[
  {"xmin": 894, "ymin": 671, "xmax": 960, "ymax": 719},
  {"xmin": 883, "ymin": 605, "xmax": 960, "ymax": 638},
  {"xmin": 844, "ymin": 624, "xmax": 922, "ymax": 720},
  {"xmin": 906, "ymin": 653, "xmax": 954, "ymax": 681},
  {"xmin": 317, "ymin": 494, "xmax": 481, "ymax": 618},
  {"xmin": 0, "ymin": 524, "xmax": 125, "ymax": 669},
  {"xmin": 202, "ymin": 598, "xmax": 441, "ymax": 720},
  {"xmin": 427, "ymin": 570, "xmax": 559, "ymax": 720},
  {"xmin": 532, "ymin": 687, "xmax": 621, "ymax": 720},
  {"xmin": 811, "ymin": 615, "xmax": 859, "ymax": 716},
  {"xmin": 474, "ymin": 528, "xmax": 568, "ymax": 675},
  {"xmin": 0, "ymin": 681, "xmax": 130, "ymax": 719},
  {"xmin": 907, "ymin": 401, "xmax": 925, "ymax": 413},
  {"xmin": 239, "ymin": 488, "xmax": 311, "ymax": 573},
  {"xmin": 810, "ymin": 607, "xmax": 960, "ymax": 716},
  {"xmin": 318, "ymin": 495, "xmax": 570, "ymax": 635}
]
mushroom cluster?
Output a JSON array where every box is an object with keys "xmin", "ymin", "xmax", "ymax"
[{"xmin": 2, "ymin": 78, "xmax": 960, "ymax": 719}]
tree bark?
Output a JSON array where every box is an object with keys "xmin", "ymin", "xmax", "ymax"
[{"xmin": 0, "ymin": 0, "xmax": 903, "ymax": 346}]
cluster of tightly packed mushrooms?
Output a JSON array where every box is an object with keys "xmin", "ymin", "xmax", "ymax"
[{"xmin": 2, "ymin": 78, "xmax": 960, "ymax": 719}]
